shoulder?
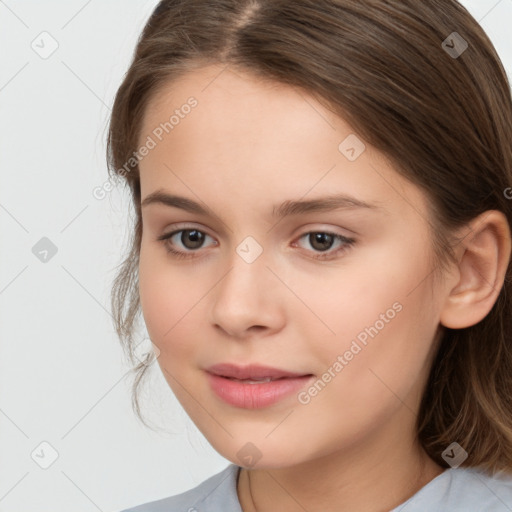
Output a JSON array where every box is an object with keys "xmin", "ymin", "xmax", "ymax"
[
  {"xmin": 392, "ymin": 466, "xmax": 512, "ymax": 511},
  {"xmin": 119, "ymin": 464, "xmax": 242, "ymax": 512},
  {"xmin": 444, "ymin": 467, "xmax": 512, "ymax": 510}
]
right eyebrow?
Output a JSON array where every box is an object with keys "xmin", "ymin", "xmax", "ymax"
[{"xmin": 141, "ymin": 191, "xmax": 211, "ymax": 215}]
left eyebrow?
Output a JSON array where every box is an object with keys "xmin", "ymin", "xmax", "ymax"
[
  {"xmin": 272, "ymin": 194, "xmax": 387, "ymax": 218},
  {"xmin": 140, "ymin": 190, "xmax": 387, "ymax": 218}
]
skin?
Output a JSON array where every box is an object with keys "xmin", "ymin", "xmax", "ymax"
[{"xmin": 136, "ymin": 64, "xmax": 511, "ymax": 512}]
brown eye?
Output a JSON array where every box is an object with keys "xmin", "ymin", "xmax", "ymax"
[
  {"xmin": 295, "ymin": 231, "xmax": 356, "ymax": 261},
  {"xmin": 157, "ymin": 228, "xmax": 216, "ymax": 259},
  {"xmin": 308, "ymin": 232, "xmax": 335, "ymax": 252},
  {"xmin": 179, "ymin": 229, "xmax": 205, "ymax": 250}
]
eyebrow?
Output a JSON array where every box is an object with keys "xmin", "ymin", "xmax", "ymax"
[{"xmin": 141, "ymin": 190, "xmax": 387, "ymax": 218}]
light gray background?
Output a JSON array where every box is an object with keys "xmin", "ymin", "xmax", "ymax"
[{"xmin": 0, "ymin": 1, "xmax": 511, "ymax": 511}]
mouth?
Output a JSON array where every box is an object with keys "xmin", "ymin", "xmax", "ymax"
[{"xmin": 205, "ymin": 363, "xmax": 314, "ymax": 409}]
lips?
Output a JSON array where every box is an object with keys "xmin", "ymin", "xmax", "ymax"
[
  {"xmin": 205, "ymin": 363, "xmax": 314, "ymax": 409},
  {"xmin": 206, "ymin": 363, "xmax": 310, "ymax": 380}
]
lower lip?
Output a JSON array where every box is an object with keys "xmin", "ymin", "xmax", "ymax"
[{"xmin": 205, "ymin": 372, "xmax": 314, "ymax": 409}]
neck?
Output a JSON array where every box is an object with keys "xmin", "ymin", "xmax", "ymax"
[{"xmin": 236, "ymin": 408, "xmax": 445, "ymax": 512}]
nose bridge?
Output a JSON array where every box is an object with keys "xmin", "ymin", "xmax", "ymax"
[
  {"xmin": 210, "ymin": 234, "xmax": 282, "ymax": 335},
  {"xmin": 220, "ymin": 234, "xmax": 269, "ymax": 299},
  {"xmin": 235, "ymin": 234, "xmax": 265, "ymax": 266}
]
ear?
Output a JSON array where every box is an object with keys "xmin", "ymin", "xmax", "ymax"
[{"xmin": 440, "ymin": 210, "xmax": 511, "ymax": 329}]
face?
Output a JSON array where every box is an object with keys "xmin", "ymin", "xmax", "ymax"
[{"xmin": 137, "ymin": 64, "xmax": 447, "ymax": 469}]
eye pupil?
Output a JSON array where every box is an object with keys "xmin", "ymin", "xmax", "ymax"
[
  {"xmin": 310, "ymin": 233, "xmax": 334, "ymax": 251},
  {"xmin": 182, "ymin": 229, "xmax": 204, "ymax": 249}
]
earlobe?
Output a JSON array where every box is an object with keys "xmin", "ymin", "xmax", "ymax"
[{"xmin": 440, "ymin": 210, "xmax": 512, "ymax": 330}]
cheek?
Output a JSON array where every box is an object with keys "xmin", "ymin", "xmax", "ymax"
[
  {"xmin": 280, "ymin": 246, "xmax": 406, "ymax": 357},
  {"xmin": 138, "ymin": 244, "xmax": 195, "ymax": 357},
  {"xmin": 305, "ymin": 245, "xmax": 439, "ymax": 412}
]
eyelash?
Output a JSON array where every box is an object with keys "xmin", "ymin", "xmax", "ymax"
[{"xmin": 156, "ymin": 227, "xmax": 356, "ymax": 261}]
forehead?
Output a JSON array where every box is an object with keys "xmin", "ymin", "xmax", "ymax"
[
  {"xmin": 138, "ymin": 64, "xmax": 431, "ymax": 225},
  {"xmin": 141, "ymin": 64, "xmax": 344, "ymax": 143}
]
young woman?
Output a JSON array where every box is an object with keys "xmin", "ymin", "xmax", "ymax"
[{"xmin": 108, "ymin": 1, "xmax": 512, "ymax": 510}]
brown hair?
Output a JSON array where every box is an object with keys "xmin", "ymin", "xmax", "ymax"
[{"xmin": 106, "ymin": 0, "xmax": 512, "ymax": 474}]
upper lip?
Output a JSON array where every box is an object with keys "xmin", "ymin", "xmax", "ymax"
[{"xmin": 206, "ymin": 363, "xmax": 311, "ymax": 380}]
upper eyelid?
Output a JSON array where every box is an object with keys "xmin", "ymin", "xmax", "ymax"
[
  {"xmin": 163, "ymin": 221, "xmax": 354, "ymax": 236},
  {"xmin": 164, "ymin": 224, "xmax": 216, "ymax": 241},
  {"xmin": 163, "ymin": 224, "xmax": 350, "ymax": 239}
]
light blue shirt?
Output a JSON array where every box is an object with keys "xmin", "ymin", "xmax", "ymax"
[{"xmin": 120, "ymin": 463, "xmax": 512, "ymax": 511}]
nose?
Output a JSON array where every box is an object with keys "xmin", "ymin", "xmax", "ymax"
[{"xmin": 209, "ymin": 246, "xmax": 286, "ymax": 339}]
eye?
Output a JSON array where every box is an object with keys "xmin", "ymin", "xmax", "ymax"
[
  {"xmin": 157, "ymin": 227, "xmax": 356, "ymax": 261},
  {"xmin": 157, "ymin": 228, "xmax": 217, "ymax": 259},
  {"xmin": 293, "ymin": 231, "xmax": 356, "ymax": 261}
]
